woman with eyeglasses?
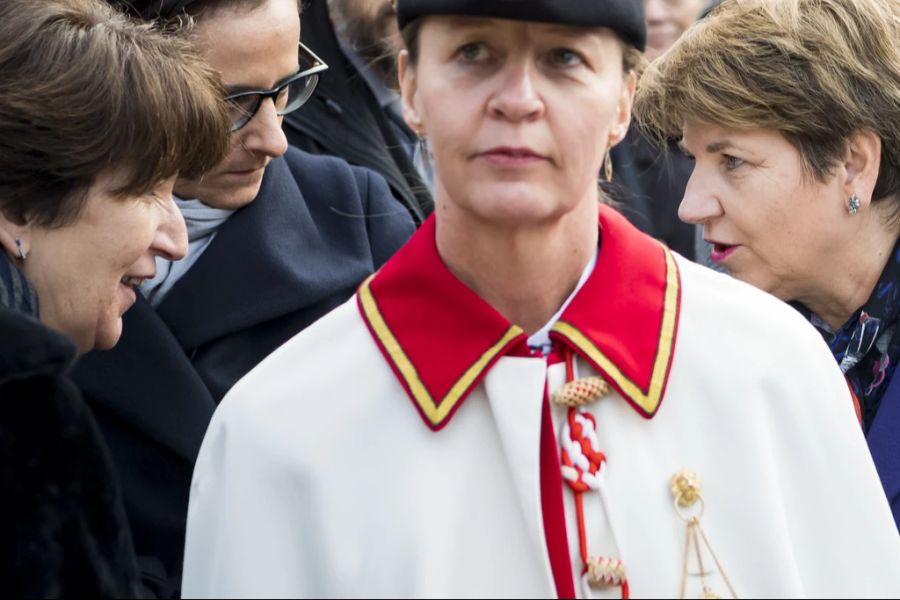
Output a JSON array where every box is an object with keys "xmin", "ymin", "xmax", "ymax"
[
  {"xmin": 76, "ymin": 0, "xmax": 416, "ymax": 595},
  {"xmin": 183, "ymin": 0, "xmax": 900, "ymax": 597}
]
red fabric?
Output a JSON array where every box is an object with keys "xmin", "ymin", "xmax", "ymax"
[
  {"xmin": 358, "ymin": 205, "xmax": 680, "ymax": 429},
  {"xmin": 359, "ymin": 215, "xmax": 527, "ymax": 430},
  {"xmin": 540, "ymin": 388, "xmax": 576, "ymax": 598},
  {"xmin": 847, "ymin": 378, "xmax": 863, "ymax": 426},
  {"xmin": 552, "ymin": 205, "xmax": 680, "ymax": 418}
]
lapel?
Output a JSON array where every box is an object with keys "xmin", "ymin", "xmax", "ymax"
[
  {"xmin": 73, "ymin": 295, "xmax": 217, "ymax": 462},
  {"xmin": 156, "ymin": 153, "xmax": 375, "ymax": 350},
  {"xmin": 357, "ymin": 205, "xmax": 682, "ymax": 431},
  {"xmin": 867, "ymin": 369, "xmax": 900, "ymax": 517}
]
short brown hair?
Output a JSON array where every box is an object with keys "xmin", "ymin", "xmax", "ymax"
[
  {"xmin": 634, "ymin": 0, "xmax": 900, "ymax": 203},
  {"xmin": 0, "ymin": 0, "xmax": 231, "ymax": 228}
]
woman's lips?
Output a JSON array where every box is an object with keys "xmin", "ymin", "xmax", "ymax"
[
  {"xmin": 479, "ymin": 147, "xmax": 547, "ymax": 167},
  {"xmin": 709, "ymin": 242, "xmax": 740, "ymax": 263},
  {"xmin": 224, "ymin": 165, "xmax": 266, "ymax": 179}
]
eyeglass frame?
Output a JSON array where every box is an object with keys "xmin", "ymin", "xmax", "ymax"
[{"xmin": 224, "ymin": 41, "xmax": 329, "ymax": 132}]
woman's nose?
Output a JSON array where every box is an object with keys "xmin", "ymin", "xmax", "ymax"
[
  {"xmin": 237, "ymin": 98, "xmax": 289, "ymax": 159},
  {"xmin": 487, "ymin": 63, "xmax": 545, "ymax": 122},
  {"xmin": 152, "ymin": 195, "xmax": 188, "ymax": 261},
  {"xmin": 678, "ymin": 170, "xmax": 723, "ymax": 225}
]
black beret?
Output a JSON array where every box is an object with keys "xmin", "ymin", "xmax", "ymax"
[{"xmin": 396, "ymin": 0, "xmax": 646, "ymax": 51}]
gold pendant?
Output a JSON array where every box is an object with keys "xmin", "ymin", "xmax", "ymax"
[{"xmin": 670, "ymin": 470, "xmax": 738, "ymax": 599}]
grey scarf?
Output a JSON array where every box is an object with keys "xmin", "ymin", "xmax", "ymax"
[{"xmin": 141, "ymin": 197, "xmax": 234, "ymax": 307}]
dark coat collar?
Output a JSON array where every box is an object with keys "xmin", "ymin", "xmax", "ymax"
[
  {"xmin": 358, "ymin": 205, "xmax": 681, "ymax": 430},
  {"xmin": 0, "ymin": 306, "xmax": 75, "ymax": 385},
  {"xmin": 156, "ymin": 150, "xmax": 381, "ymax": 350}
]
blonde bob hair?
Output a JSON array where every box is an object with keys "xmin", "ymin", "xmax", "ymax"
[{"xmin": 634, "ymin": 0, "xmax": 900, "ymax": 203}]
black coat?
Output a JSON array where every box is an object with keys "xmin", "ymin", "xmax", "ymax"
[
  {"xmin": 0, "ymin": 307, "xmax": 139, "ymax": 598},
  {"xmin": 73, "ymin": 148, "xmax": 415, "ymax": 597},
  {"xmin": 284, "ymin": 0, "xmax": 432, "ymax": 224}
]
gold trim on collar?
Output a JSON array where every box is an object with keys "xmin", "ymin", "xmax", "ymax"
[
  {"xmin": 359, "ymin": 277, "xmax": 524, "ymax": 427},
  {"xmin": 551, "ymin": 248, "xmax": 679, "ymax": 416}
]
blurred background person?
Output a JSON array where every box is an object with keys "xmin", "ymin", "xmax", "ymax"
[
  {"xmin": 645, "ymin": 0, "xmax": 709, "ymax": 60},
  {"xmin": 80, "ymin": 0, "xmax": 415, "ymax": 594},
  {"xmin": 636, "ymin": 0, "xmax": 900, "ymax": 528},
  {"xmin": 284, "ymin": 0, "xmax": 433, "ymax": 224},
  {"xmin": 0, "ymin": 0, "xmax": 230, "ymax": 595},
  {"xmin": 609, "ymin": 0, "xmax": 719, "ymax": 262}
]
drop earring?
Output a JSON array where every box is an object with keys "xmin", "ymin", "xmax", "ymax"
[
  {"xmin": 14, "ymin": 239, "xmax": 27, "ymax": 260},
  {"xmin": 417, "ymin": 131, "xmax": 432, "ymax": 174},
  {"xmin": 603, "ymin": 150, "xmax": 614, "ymax": 182}
]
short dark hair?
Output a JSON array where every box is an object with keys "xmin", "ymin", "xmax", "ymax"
[{"xmin": 0, "ymin": 0, "xmax": 231, "ymax": 228}]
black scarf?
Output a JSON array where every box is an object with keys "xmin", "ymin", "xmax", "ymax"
[{"xmin": 0, "ymin": 252, "xmax": 38, "ymax": 317}]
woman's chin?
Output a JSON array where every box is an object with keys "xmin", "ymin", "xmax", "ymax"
[
  {"xmin": 462, "ymin": 187, "xmax": 570, "ymax": 226},
  {"xmin": 91, "ymin": 318, "xmax": 124, "ymax": 352}
]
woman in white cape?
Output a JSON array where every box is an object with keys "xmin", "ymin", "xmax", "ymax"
[{"xmin": 182, "ymin": 0, "xmax": 900, "ymax": 597}]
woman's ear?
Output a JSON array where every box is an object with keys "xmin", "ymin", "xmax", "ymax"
[
  {"xmin": 398, "ymin": 50, "xmax": 424, "ymax": 134},
  {"xmin": 843, "ymin": 130, "xmax": 882, "ymax": 207},
  {"xmin": 0, "ymin": 211, "xmax": 30, "ymax": 261},
  {"xmin": 609, "ymin": 70, "xmax": 637, "ymax": 148}
]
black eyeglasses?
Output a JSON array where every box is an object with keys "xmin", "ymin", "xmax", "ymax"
[{"xmin": 224, "ymin": 42, "xmax": 328, "ymax": 132}]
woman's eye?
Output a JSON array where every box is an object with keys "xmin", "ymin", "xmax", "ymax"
[
  {"xmin": 724, "ymin": 155, "xmax": 745, "ymax": 170},
  {"xmin": 457, "ymin": 42, "xmax": 487, "ymax": 62},
  {"xmin": 547, "ymin": 48, "xmax": 584, "ymax": 67}
]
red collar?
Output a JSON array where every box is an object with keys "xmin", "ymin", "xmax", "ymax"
[{"xmin": 357, "ymin": 205, "xmax": 681, "ymax": 431}]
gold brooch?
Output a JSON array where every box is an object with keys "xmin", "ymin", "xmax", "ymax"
[{"xmin": 670, "ymin": 470, "xmax": 738, "ymax": 599}]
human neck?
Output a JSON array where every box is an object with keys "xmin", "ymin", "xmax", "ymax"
[
  {"xmin": 435, "ymin": 197, "xmax": 599, "ymax": 335},
  {"xmin": 798, "ymin": 211, "xmax": 900, "ymax": 331}
]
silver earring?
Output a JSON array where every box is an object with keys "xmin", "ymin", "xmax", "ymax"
[
  {"xmin": 848, "ymin": 194, "xmax": 860, "ymax": 215},
  {"xmin": 417, "ymin": 132, "xmax": 432, "ymax": 174},
  {"xmin": 14, "ymin": 239, "xmax": 26, "ymax": 260}
]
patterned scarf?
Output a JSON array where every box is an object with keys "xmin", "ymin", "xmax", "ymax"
[
  {"xmin": 0, "ymin": 251, "xmax": 38, "ymax": 317},
  {"xmin": 798, "ymin": 239, "xmax": 900, "ymax": 431}
]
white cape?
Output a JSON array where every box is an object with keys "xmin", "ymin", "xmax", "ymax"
[{"xmin": 183, "ymin": 256, "xmax": 900, "ymax": 598}]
